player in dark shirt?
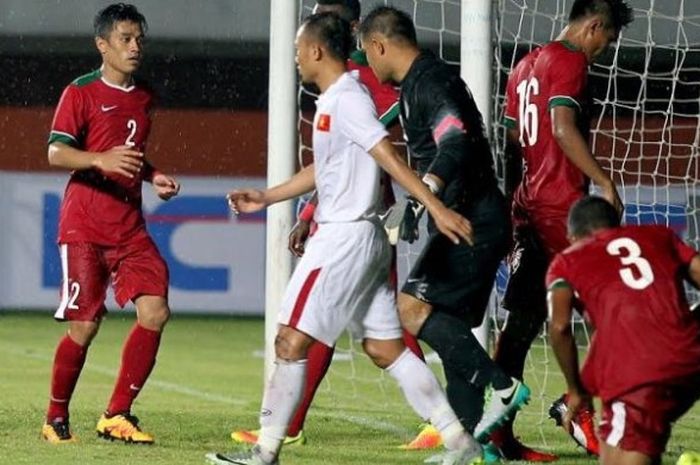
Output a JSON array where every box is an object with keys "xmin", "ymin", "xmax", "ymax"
[
  {"xmin": 548, "ymin": 196, "xmax": 700, "ymax": 465},
  {"xmin": 359, "ymin": 6, "xmax": 529, "ymax": 444}
]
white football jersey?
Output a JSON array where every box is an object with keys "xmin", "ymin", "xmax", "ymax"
[{"xmin": 312, "ymin": 71, "xmax": 389, "ymax": 223}]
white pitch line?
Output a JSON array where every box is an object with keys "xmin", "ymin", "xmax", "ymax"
[
  {"xmin": 3, "ymin": 344, "xmax": 413, "ymax": 436},
  {"xmin": 3, "ymin": 345, "xmax": 247, "ymax": 406}
]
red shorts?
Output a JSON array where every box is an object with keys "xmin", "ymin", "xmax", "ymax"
[
  {"xmin": 599, "ymin": 379, "xmax": 700, "ymax": 457},
  {"xmin": 54, "ymin": 237, "xmax": 169, "ymax": 322}
]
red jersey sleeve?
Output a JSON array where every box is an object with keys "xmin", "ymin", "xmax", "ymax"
[
  {"xmin": 547, "ymin": 47, "xmax": 588, "ymax": 111},
  {"xmin": 670, "ymin": 230, "xmax": 699, "ymax": 265},
  {"xmin": 48, "ymin": 85, "xmax": 85, "ymax": 147},
  {"xmin": 546, "ymin": 253, "xmax": 572, "ymax": 290}
]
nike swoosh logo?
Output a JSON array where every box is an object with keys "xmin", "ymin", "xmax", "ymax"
[
  {"xmin": 500, "ymin": 385, "xmax": 517, "ymax": 405},
  {"xmin": 101, "ymin": 105, "xmax": 118, "ymax": 112},
  {"xmin": 129, "ymin": 384, "xmax": 141, "ymax": 391}
]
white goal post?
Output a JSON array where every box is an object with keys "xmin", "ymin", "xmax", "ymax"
[{"xmin": 264, "ymin": 0, "xmax": 299, "ymax": 379}]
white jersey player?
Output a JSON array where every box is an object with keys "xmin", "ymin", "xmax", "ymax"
[{"xmin": 207, "ymin": 13, "xmax": 480, "ymax": 465}]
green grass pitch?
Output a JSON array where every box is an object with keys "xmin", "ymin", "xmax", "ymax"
[{"xmin": 0, "ymin": 311, "xmax": 697, "ymax": 464}]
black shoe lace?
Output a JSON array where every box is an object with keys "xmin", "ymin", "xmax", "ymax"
[
  {"xmin": 122, "ymin": 414, "xmax": 142, "ymax": 430},
  {"xmin": 51, "ymin": 420, "xmax": 71, "ymax": 440}
]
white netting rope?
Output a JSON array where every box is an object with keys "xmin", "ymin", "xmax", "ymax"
[
  {"xmin": 292, "ymin": 0, "xmax": 700, "ymax": 446},
  {"xmin": 493, "ymin": 0, "xmax": 700, "ymax": 444}
]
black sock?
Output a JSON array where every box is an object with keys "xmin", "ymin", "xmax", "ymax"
[
  {"xmin": 494, "ymin": 308, "xmax": 547, "ymax": 380},
  {"xmin": 444, "ymin": 366, "xmax": 484, "ymax": 433},
  {"xmin": 418, "ymin": 311, "xmax": 512, "ymax": 390}
]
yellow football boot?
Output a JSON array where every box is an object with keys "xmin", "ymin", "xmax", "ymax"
[
  {"xmin": 42, "ymin": 419, "xmax": 77, "ymax": 444},
  {"xmin": 230, "ymin": 428, "xmax": 306, "ymax": 446},
  {"xmin": 96, "ymin": 413, "xmax": 154, "ymax": 444},
  {"xmin": 399, "ymin": 423, "xmax": 443, "ymax": 450}
]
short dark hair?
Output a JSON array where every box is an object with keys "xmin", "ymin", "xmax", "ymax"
[
  {"xmin": 568, "ymin": 196, "xmax": 621, "ymax": 238},
  {"xmin": 94, "ymin": 3, "xmax": 147, "ymax": 39},
  {"xmin": 316, "ymin": 0, "xmax": 361, "ymax": 22},
  {"xmin": 358, "ymin": 6, "xmax": 417, "ymax": 47},
  {"xmin": 301, "ymin": 12, "xmax": 353, "ymax": 62},
  {"xmin": 569, "ymin": 0, "xmax": 634, "ymax": 32}
]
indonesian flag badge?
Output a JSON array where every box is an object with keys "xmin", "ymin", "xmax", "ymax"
[{"xmin": 316, "ymin": 113, "xmax": 331, "ymax": 132}]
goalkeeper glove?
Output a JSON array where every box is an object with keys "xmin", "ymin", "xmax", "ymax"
[{"xmin": 381, "ymin": 195, "xmax": 425, "ymax": 245}]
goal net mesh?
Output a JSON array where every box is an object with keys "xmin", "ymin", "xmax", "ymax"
[{"xmin": 292, "ymin": 0, "xmax": 700, "ymax": 450}]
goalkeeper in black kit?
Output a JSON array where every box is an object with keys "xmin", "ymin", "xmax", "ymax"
[{"xmin": 359, "ymin": 5, "xmax": 531, "ymax": 451}]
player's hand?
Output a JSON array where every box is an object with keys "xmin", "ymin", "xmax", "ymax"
[
  {"xmin": 431, "ymin": 205, "xmax": 474, "ymax": 246},
  {"xmin": 153, "ymin": 173, "xmax": 180, "ymax": 200},
  {"xmin": 227, "ymin": 188, "xmax": 267, "ymax": 214},
  {"xmin": 95, "ymin": 145, "xmax": 144, "ymax": 178},
  {"xmin": 601, "ymin": 181, "xmax": 624, "ymax": 219},
  {"xmin": 288, "ymin": 220, "xmax": 311, "ymax": 257},
  {"xmin": 563, "ymin": 389, "xmax": 592, "ymax": 434}
]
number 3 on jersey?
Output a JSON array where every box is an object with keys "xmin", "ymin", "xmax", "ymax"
[
  {"xmin": 515, "ymin": 78, "xmax": 539, "ymax": 147},
  {"xmin": 606, "ymin": 238, "xmax": 655, "ymax": 290}
]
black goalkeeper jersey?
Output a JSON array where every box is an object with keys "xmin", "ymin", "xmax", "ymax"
[{"xmin": 399, "ymin": 51, "xmax": 498, "ymax": 210}]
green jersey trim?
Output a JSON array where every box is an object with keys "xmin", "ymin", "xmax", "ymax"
[
  {"xmin": 547, "ymin": 278, "xmax": 572, "ymax": 291},
  {"xmin": 72, "ymin": 69, "xmax": 102, "ymax": 87},
  {"xmin": 349, "ymin": 49, "xmax": 368, "ymax": 66},
  {"xmin": 503, "ymin": 115, "xmax": 517, "ymax": 129},
  {"xmin": 48, "ymin": 131, "xmax": 78, "ymax": 147},
  {"xmin": 558, "ymin": 40, "xmax": 581, "ymax": 52},
  {"xmin": 379, "ymin": 102, "xmax": 400, "ymax": 127},
  {"xmin": 548, "ymin": 96, "xmax": 581, "ymax": 111}
]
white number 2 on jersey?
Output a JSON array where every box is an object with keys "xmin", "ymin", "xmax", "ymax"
[
  {"xmin": 515, "ymin": 77, "xmax": 540, "ymax": 147},
  {"xmin": 125, "ymin": 119, "xmax": 137, "ymax": 147},
  {"xmin": 606, "ymin": 237, "xmax": 655, "ymax": 290}
]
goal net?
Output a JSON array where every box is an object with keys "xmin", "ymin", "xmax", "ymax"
[
  {"xmin": 492, "ymin": 0, "xmax": 700, "ymax": 449},
  {"xmin": 290, "ymin": 0, "xmax": 700, "ymax": 451}
]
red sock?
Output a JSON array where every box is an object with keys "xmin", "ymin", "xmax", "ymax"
[
  {"xmin": 47, "ymin": 335, "xmax": 88, "ymax": 422},
  {"xmin": 106, "ymin": 324, "xmax": 161, "ymax": 416},
  {"xmin": 402, "ymin": 330, "xmax": 424, "ymax": 361},
  {"xmin": 287, "ymin": 341, "xmax": 334, "ymax": 436}
]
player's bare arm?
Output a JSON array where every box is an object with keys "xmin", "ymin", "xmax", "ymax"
[
  {"xmin": 688, "ymin": 255, "xmax": 700, "ymax": 289},
  {"xmin": 288, "ymin": 191, "xmax": 318, "ymax": 257},
  {"xmin": 48, "ymin": 141, "xmax": 144, "ymax": 178},
  {"xmin": 228, "ymin": 164, "xmax": 315, "ymax": 214},
  {"xmin": 548, "ymin": 283, "xmax": 591, "ymax": 430},
  {"xmin": 551, "ymin": 106, "xmax": 623, "ymax": 214},
  {"xmin": 368, "ymin": 138, "xmax": 473, "ymax": 245}
]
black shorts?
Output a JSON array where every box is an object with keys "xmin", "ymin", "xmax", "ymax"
[
  {"xmin": 501, "ymin": 224, "xmax": 548, "ymax": 313},
  {"xmin": 401, "ymin": 186, "xmax": 510, "ymax": 326}
]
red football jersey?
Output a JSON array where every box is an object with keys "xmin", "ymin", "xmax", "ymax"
[
  {"xmin": 49, "ymin": 70, "xmax": 154, "ymax": 245},
  {"xmin": 504, "ymin": 41, "xmax": 590, "ymax": 223},
  {"xmin": 546, "ymin": 225, "xmax": 700, "ymax": 402}
]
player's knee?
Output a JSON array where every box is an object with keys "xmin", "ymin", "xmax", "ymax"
[
  {"xmin": 68, "ymin": 320, "xmax": 100, "ymax": 346},
  {"xmin": 274, "ymin": 326, "xmax": 312, "ymax": 361},
  {"xmin": 136, "ymin": 297, "xmax": 170, "ymax": 331},
  {"xmin": 362, "ymin": 338, "xmax": 404, "ymax": 369}
]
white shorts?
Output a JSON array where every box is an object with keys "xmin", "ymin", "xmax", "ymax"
[{"xmin": 278, "ymin": 220, "xmax": 403, "ymax": 346}]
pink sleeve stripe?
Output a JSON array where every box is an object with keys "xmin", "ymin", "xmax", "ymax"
[{"xmin": 432, "ymin": 114, "xmax": 466, "ymax": 144}]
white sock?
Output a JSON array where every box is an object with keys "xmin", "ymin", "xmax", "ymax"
[
  {"xmin": 256, "ymin": 358, "xmax": 307, "ymax": 463},
  {"xmin": 386, "ymin": 349, "xmax": 478, "ymax": 450}
]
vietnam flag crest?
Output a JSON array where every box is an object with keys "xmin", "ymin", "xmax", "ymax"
[{"xmin": 317, "ymin": 114, "xmax": 331, "ymax": 132}]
